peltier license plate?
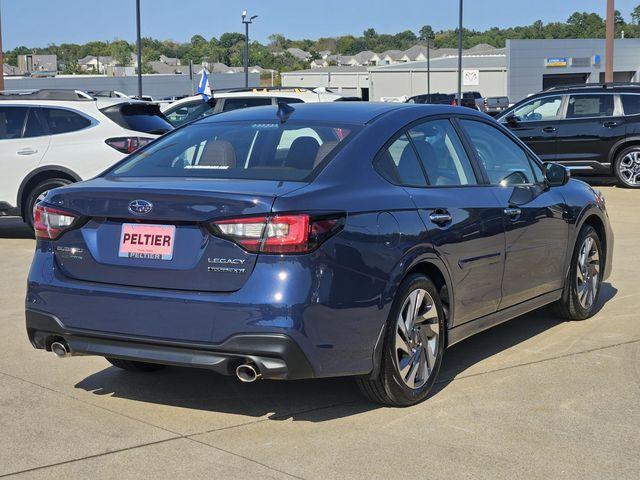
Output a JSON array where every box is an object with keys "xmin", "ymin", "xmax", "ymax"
[{"xmin": 119, "ymin": 223, "xmax": 176, "ymax": 260}]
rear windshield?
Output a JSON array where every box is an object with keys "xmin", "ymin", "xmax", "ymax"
[
  {"xmin": 100, "ymin": 103, "xmax": 173, "ymax": 134},
  {"xmin": 107, "ymin": 120, "xmax": 360, "ymax": 181}
]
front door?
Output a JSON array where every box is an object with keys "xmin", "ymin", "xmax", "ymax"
[
  {"xmin": 459, "ymin": 118, "xmax": 569, "ymax": 309},
  {"xmin": 502, "ymin": 94, "xmax": 564, "ymax": 162},
  {"xmin": 555, "ymin": 93, "xmax": 626, "ymax": 170}
]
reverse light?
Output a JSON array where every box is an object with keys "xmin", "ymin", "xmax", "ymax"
[
  {"xmin": 105, "ymin": 137, "xmax": 153, "ymax": 154},
  {"xmin": 33, "ymin": 204, "xmax": 79, "ymax": 240},
  {"xmin": 211, "ymin": 214, "xmax": 344, "ymax": 254}
]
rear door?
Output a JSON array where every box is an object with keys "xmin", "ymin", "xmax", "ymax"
[
  {"xmin": 501, "ymin": 94, "xmax": 564, "ymax": 162},
  {"xmin": 379, "ymin": 118, "xmax": 505, "ymax": 325},
  {"xmin": 0, "ymin": 106, "xmax": 51, "ymax": 204},
  {"xmin": 555, "ymin": 93, "xmax": 625, "ymax": 169},
  {"xmin": 459, "ymin": 118, "xmax": 569, "ymax": 309}
]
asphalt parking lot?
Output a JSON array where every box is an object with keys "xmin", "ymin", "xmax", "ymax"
[{"xmin": 0, "ymin": 185, "xmax": 638, "ymax": 480}]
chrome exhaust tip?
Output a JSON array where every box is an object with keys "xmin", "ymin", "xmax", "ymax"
[
  {"xmin": 51, "ymin": 341, "xmax": 70, "ymax": 358},
  {"xmin": 236, "ymin": 363, "xmax": 262, "ymax": 383}
]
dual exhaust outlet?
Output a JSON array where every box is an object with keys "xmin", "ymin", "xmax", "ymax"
[{"xmin": 50, "ymin": 340, "xmax": 263, "ymax": 383}]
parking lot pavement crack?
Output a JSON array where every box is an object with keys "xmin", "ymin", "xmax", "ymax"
[{"xmin": 439, "ymin": 337, "xmax": 640, "ymax": 384}]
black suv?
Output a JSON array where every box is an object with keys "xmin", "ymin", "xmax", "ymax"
[{"xmin": 498, "ymin": 83, "xmax": 640, "ymax": 187}]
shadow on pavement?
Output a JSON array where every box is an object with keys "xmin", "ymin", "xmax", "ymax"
[
  {"xmin": 75, "ymin": 283, "xmax": 617, "ymax": 421},
  {"xmin": 0, "ymin": 217, "xmax": 33, "ymax": 239}
]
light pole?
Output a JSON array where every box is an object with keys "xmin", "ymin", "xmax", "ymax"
[
  {"xmin": 457, "ymin": 0, "xmax": 463, "ymax": 103},
  {"xmin": 242, "ymin": 10, "xmax": 258, "ymax": 88},
  {"xmin": 427, "ymin": 36, "xmax": 432, "ymax": 96},
  {"xmin": 136, "ymin": 0, "xmax": 142, "ymax": 97},
  {"xmin": 0, "ymin": 3, "xmax": 5, "ymax": 91}
]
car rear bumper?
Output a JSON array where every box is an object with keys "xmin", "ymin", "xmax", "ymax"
[{"xmin": 26, "ymin": 309, "xmax": 315, "ymax": 380}]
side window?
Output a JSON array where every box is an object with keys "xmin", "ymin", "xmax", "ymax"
[
  {"xmin": 374, "ymin": 134, "xmax": 427, "ymax": 187},
  {"xmin": 222, "ymin": 97, "xmax": 273, "ymax": 112},
  {"xmin": 40, "ymin": 108, "xmax": 91, "ymax": 135},
  {"xmin": 620, "ymin": 94, "xmax": 640, "ymax": 116},
  {"xmin": 566, "ymin": 94, "xmax": 614, "ymax": 119},
  {"xmin": 24, "ymin": 109, "xmax": 46, "ymax": 138},
  {"xmin": 165, "ymin": 100, "xmax": 216, "ymax": 127},
  {"xmin": 0, "ymin": 107, "xmax": 28, "ymax": 139},
  {"xmin": 460, "ymin": 120, "xmax": 536, "ymax": 186},
  {"xmin": 408, "ymin": 119, "xmax": 477, "ymax": 186},
  {"xmin": 510, "ymin": 95, "xmax": 563, "ymax": 122}
]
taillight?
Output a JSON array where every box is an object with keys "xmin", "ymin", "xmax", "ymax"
[
  {"xmin": 211, "ymin": 213, "xmax": 344, "ymax": 254},
  {"xmin": 105, "ymin": 137, "xmax": 153, "ymax": 154},
  {"xmin": 450, "ymin": 99, "xmax": 458, "ymax": 106},
  {"xmin": 33, "ymin": 204, "xmax": 79, "ymax": 240}
]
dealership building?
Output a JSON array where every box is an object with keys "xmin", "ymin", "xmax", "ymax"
[{"xmin": 282, "ymin": 39, "xmax": 640, "ymax": 103}]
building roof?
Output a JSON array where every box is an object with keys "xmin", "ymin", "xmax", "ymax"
[
  {"xmin": 281, "ymin": 66, "xmax": 369, "ymax": 74},
  {"xmin": 286, "ymin": 47, "xmax": 312, "ymax": 60},
  {"xmin": 370, "ymin": 53, "xmax": 507, "ymax": 71},
  {"xmin": 149, "ymin": 61, "xmax": 184, "ymax": 74},
  {"xmin": 3, "ymin": 64, "xmax": 22, "ymax": 75}
]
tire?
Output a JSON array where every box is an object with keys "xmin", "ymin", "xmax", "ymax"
[
  {"xmin": 613, "ymin": 146, "xmax": 640, "ymax": 188},
  {"xmin": 356, "ymin": 274, "xmax": 446, "ymax": 406},
  {"xmin": 554, "ymin": 225, "xmax": 603, "ymax": 320},
  {"xmin": 23, "ymin": 177, "xmax": 73, "ymax": 227},
  {"xmin": 105, "ymin": 357, "xmax": 166, "ymax": 372}
]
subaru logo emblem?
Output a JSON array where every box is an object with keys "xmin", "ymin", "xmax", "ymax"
[{"xmin": 128, "ymin": 199, "xmax": 153, "ymax": 215}]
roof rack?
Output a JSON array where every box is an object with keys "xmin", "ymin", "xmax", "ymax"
[
  {"xmin": 0, "ymin": 89, "xmax": 94, "ymax": 101},
  {"xmin": 224, "ymin": 86, "xmax": 314, "ymax": 94},
  {"xmin": 544, "ymin": 82, "xmax": 640, "ymax": 92}
]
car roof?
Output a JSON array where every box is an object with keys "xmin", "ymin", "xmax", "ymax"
[
  {"xmin": 539, "ymin": 83, "xmax": 640, "ymax": 95},
  {"xmin": 199, "ymin": 101, "xmax": 482, "ymax": 125}
]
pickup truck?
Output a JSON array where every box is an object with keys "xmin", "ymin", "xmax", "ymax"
[{"xmin": 481, "ymin": 96, "xmax": 510, "ymax": 116}]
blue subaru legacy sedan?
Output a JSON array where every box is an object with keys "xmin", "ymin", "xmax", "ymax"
[{"xmin": 26, "ymin": 102, "xmax": 613, "ymax": 406}]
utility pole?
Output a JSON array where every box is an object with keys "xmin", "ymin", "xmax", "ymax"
[
  {"xmin": 242, "ymin": 11, "xmax": 258, "ymax": 88},
  {"xmin": 605, "ymin": 0, "xmax": 615, "ymax": 83},
  {"xmin": 427, "ymin": 38, "xmax": 431, "ymax": 96},
  {"xmin": 0, "ymin": 3, "xmax": 5, "ymax": 91},
  {"xmin": 457, "ymin": 0, "xmax": 463, "ymax": 103},
  {"xmin": 136, "ymin": 0, "xmax": 143, "ymax": 97}
]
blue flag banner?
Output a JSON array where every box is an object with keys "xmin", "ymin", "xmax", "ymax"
[{"xmin": 198, "ymin": 68, "xmax": 213, "ymax": 101}]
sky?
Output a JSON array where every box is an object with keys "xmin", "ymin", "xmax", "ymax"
[{"xmin": 2, "ymin": 0, "xmax": 640, "ymax": 49}]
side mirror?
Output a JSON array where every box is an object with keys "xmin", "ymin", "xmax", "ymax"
[
  {"xmin": 544, "ymin": 162, "xmax": 570, "ymax": 187},
  {"xmin": 505, "ymin": 114, "xmax": 519, "ymax": 127}
]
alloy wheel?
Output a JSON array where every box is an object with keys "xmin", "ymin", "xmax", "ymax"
[
  {"xmin": 618, "ymin": 150, "xmax": 640, "ymax": 186},
  {"xmin": 576, "ymin": 236, "xmax": 600, "ymax": 310},
  {"xmin": 394, "ymin": 288, "xmax": 440, "ymax": 389}
]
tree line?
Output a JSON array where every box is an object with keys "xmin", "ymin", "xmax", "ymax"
[{"xmin": 4, "ymin": 6, "xmax": 640, "ymax": 74}]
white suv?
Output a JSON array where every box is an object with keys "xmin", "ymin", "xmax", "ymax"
[
  {"xmin": 162, "ymin": 87, "xmax": 359, "ymax": 127},
  {"xmin": 0, "ymin": 89, "xmax": 173, "ymax": 224}
]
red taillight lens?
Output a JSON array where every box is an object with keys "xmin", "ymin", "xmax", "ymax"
[
  {"xmin": 105, "ymin": 137, "xmax": 153, "ymax": 154},
  {"xmin": 211, "ymin": 214, "xmax": 344, "ymax": 254},
  {"xmin": 33, "ymin": 204, "xmax": 78, "ymax": 240}
]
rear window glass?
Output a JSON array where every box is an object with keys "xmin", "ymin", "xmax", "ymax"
[
  {"xmin": 222, "ymin": 98, "xmax": 273, "ymax": 112},
  {"xmin": 107, "ymin": 121, "xmax": 360, "ymax": 181},
  {"xmin": 0, "ymin": 107, "xmax": 28, "ymax": 139},
  {"xmin": 621, "ymin": 94, "xmax": 640, "ymax": 116},
  {"xmin": 164, "ymin": 100, "xmax": 217, "ymax": 127},
  {"xmin": 40, "ymin": 108, "xmax": 92, "ymax": 134},
  {"xmin": 101, "ymin": 103, "xmax": 173, "ymax": 134},
  {"xmin": 566, "ymin": 94, "xmax": 614, "ymax": 119}
]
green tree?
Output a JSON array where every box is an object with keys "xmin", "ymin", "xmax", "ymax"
[
  {"xmin": 419, "ymin": 25, "xmax": 434, "ymax": 42},
  {"xmin": 110, "ymin": 40, "xmax": 132, "ymax": 66}
]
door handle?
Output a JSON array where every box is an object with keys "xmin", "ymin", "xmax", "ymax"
[
  {"xmin": 429, "ymin": 211, "xmax": 452, "ymax": 225},
  {"xmin": 603, "ymin": 121, "xmax": 618, "ymax": 128},
  {"xmin": 542, "ymin": 126, "xmax": 556, "ymax": 133},
  {"xmin": 17, "ymin": 148, "xmax": 38, "ymax": 155},
  {"xmin": 504, "ymin": 207, "xmax": 521, "ymax": 218}
]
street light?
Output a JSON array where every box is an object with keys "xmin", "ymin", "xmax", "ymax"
[
  {"xmin": 242, "ymin": 10, "xmax": 258, "ymax": 88},
  {"xmin": 136, "ymin": 0, "xmax": 142, "ymax": 98}
]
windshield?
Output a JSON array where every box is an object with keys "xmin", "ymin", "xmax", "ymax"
[{"xmin": 107, "ymin": 120, "xmax": 360, "ymax": 181}]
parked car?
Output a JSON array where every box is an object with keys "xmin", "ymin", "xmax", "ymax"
[
  {"xmin": 26, "ymin": 102, "xmax": 612, "ymax": 406},
  {"xmin": 162, "ymin": 87, "xmax": 358, "ymax": 127},
  {"xmin": 497, "ymin": 83, "xmax": 640, "ymax": 187},
  {"xmin": 481, "ymin": 96, "xmax": 510, "ymax": 116},
  {"xmin": 406, "ymin": 92, "xmax": 480, "ymax": 111},
  {"xmin": 0, "ymin": 89, "xmax": 173, "ymax": 225}
]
